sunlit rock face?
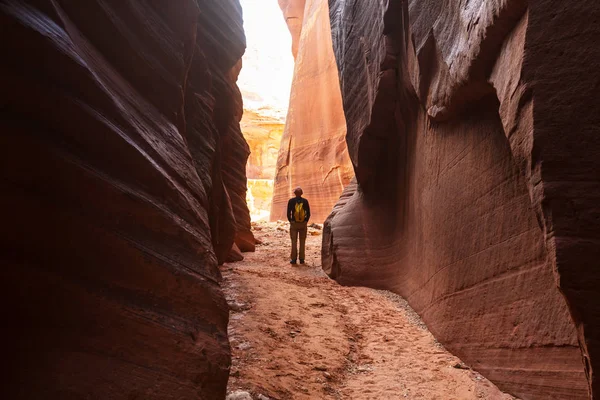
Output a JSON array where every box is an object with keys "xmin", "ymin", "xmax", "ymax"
[
  {"xmin": 243, "ymin": 110, "xmax": 284, "ymax": 180},
  {"xmin": 0, "ymin": 0, "xmax": 251, "ymax": 398},
  {"xmin": 324, "ymin": 0, "xmax": 600, "ymax": 398},
  {"xmin": 270, "ymin": 0, "xmax": 353, "ymax": 223},
  {"xmin": 241, "ymin": 110, "xmax": 284, "ymax": 221}
]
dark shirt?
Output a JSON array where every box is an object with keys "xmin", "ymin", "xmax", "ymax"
[{"xmin": 287, "ymin": 197, "xmax": 310, "ymax": 222}]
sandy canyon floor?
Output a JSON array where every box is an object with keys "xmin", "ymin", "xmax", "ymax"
[{"xmin": 221, "ymin": 222, "xmax": 517, "ymax": 400}]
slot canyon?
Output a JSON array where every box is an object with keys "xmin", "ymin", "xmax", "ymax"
[
  {"xmin": 1, "ymin": 1, "xmax": 599, "ymax": 400},
  {"xmin": 238, "ymin": 0, "xmax": 290, "ymax": 223}
]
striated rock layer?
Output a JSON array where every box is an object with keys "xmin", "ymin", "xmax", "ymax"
[
  {"xmin": 0, "ymin": 0, "xmax": 253, "ymax": 398},
  {"xmin": 271, "ymin": 0, "xmax": 353, "ymax": 223},
  {"xmin": 324, "ymin": 0, "xmax": 600, "ymax": 398}
]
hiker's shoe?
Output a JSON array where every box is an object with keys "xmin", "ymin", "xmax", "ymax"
[
  {"xmin": 299, "ymin": 259, "xmax": 305, "ymax": 264},
  {"xmin": 290, "ymin": 259, "xmax": 297, "ymax": 264}
]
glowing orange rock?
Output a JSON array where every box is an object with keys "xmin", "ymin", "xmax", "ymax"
[{"xmin": 271, "ymin": 0, "xmax": 353, "ymax": 223}]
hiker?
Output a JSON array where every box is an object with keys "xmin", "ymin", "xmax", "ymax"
[{"xmin": 287, "ymin": 187, "xmax": 310, "ymax": 264}]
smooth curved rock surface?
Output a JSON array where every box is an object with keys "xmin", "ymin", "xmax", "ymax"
[
  {"xmin": 271, "ymin": 0, "xmax": 353, "ymax": 223},
  {"xmin": 324, "ymin": 0, "xmax": 599, "ymax": 398},
  {"xmin": 0, "ymin": 0, "xmax": 252, "ymax": 398}
]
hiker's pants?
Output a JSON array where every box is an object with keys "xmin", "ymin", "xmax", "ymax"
[{"xmin": 290, "ymin": 221, "xmax": 308, "ymax": 261}]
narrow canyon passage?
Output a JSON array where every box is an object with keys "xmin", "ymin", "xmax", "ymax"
[
  {"xmin": 222, "ymin": 223, "xmax": 517, "ymax": 400},
  {"xmin": 3, "ymin": 0, "xmax": 599, "ymax": 398}
]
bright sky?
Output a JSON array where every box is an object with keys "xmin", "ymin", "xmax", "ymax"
[{"xmin": 238, "ymin": 0, "xmax": 295, "ymax": 122}]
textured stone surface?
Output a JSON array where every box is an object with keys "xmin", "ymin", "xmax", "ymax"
[
  {"xmin": 271, "ymin": 0, "xmax": 353, "ymax": 223},
  {"xmin": 243, "ymin": 110, "xmax": 284, "ymax": 181},
  {"xmin": 242, "ymin": 110, "xmax": 283, "ymax": 221},
  {"xmin": 0, "ymin": 0, "xmax": 252, "ymax": 398},
  {"xmin": 222, "ymin": 62, "xmax": 256, "ymax": 253},
  {"xmin": 324, "ymin": 0, "xmax": 599, "ymax": 398}
]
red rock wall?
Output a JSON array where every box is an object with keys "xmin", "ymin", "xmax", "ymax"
[
  {"xmin": 271, "ymin": 0, "xmax": 353, "ymax": 223},
  {"xmin": 278, "ymin": 0, "xmax": 307, "ymax": 59},
  {"xmin": 324, "ymin": 0, "xmax": 600, "ymax": 398},
  {"xmin": 516, "ymin": 2, "xmax": 600, "ymax": 396},
  {"xmin": 242, "ymin": 110, "xmax": 283, "ymax": 221},
  {"xmin": 0, "ymin": 0, "xmax": 252, "ymax": 398}
]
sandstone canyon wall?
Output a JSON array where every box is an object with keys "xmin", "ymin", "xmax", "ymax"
[
  {"xmin": 271, "ymin": 0, "xmax": 353, "ymax": 223},
  {"xmin": 243, "ymin": 110, "xmax": 284, "ymax": 181},
  {"xmin": 0, "ymin": 0, "xmax": 253, "ymax": 398},
  {"xmin": 324, "ymin": 0, "xmax": 600, "ymax": 399},
  {"xmin": 278, "ymin": 0, "xmax": 307, "ymax": 59},
  {"xmin": 242, "ymin": 111, "xmax": 283, "ymax": 221}
]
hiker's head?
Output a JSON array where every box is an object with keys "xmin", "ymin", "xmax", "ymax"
[{"xmin": 294, "ymin": 187, "xmax": 303, "ymax": 197}]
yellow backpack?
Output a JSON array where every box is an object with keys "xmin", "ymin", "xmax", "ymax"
[{"xmin": 294, "ymin": 201, "xmax": 306, "ymax": 222}]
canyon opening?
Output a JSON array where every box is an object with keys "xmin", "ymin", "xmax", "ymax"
[
  {"xmin": 239, "ymin": 0, "xmax": 293, "ymax": 222},
  {"xmin": 2, "ymin": 1, "xmax": 600, "ymax": 400},
  {"xmin": 240, "ymin": 0, "xmax": 353, "ymax": 224}
]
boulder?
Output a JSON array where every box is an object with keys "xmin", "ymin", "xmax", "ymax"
[{"xmin": 226, "ymin": 391, "xmax": 253, "ymax": 400}]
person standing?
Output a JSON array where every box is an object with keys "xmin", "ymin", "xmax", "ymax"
[{"xmin": 287, "ymin": 187, "xmax": 310, "ymax": 264}]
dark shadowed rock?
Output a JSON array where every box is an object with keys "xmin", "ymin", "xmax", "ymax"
[
  {"xmin": 324, "ymin": 0, "xmax": 600, "ymax": 398},
  {"xmin": 0, "ymin": 0, "xmax": 252, "ymax": 398},
  {"xmin": 228, "ymin": 243, "xmax": 245, "ymax": 263}
]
